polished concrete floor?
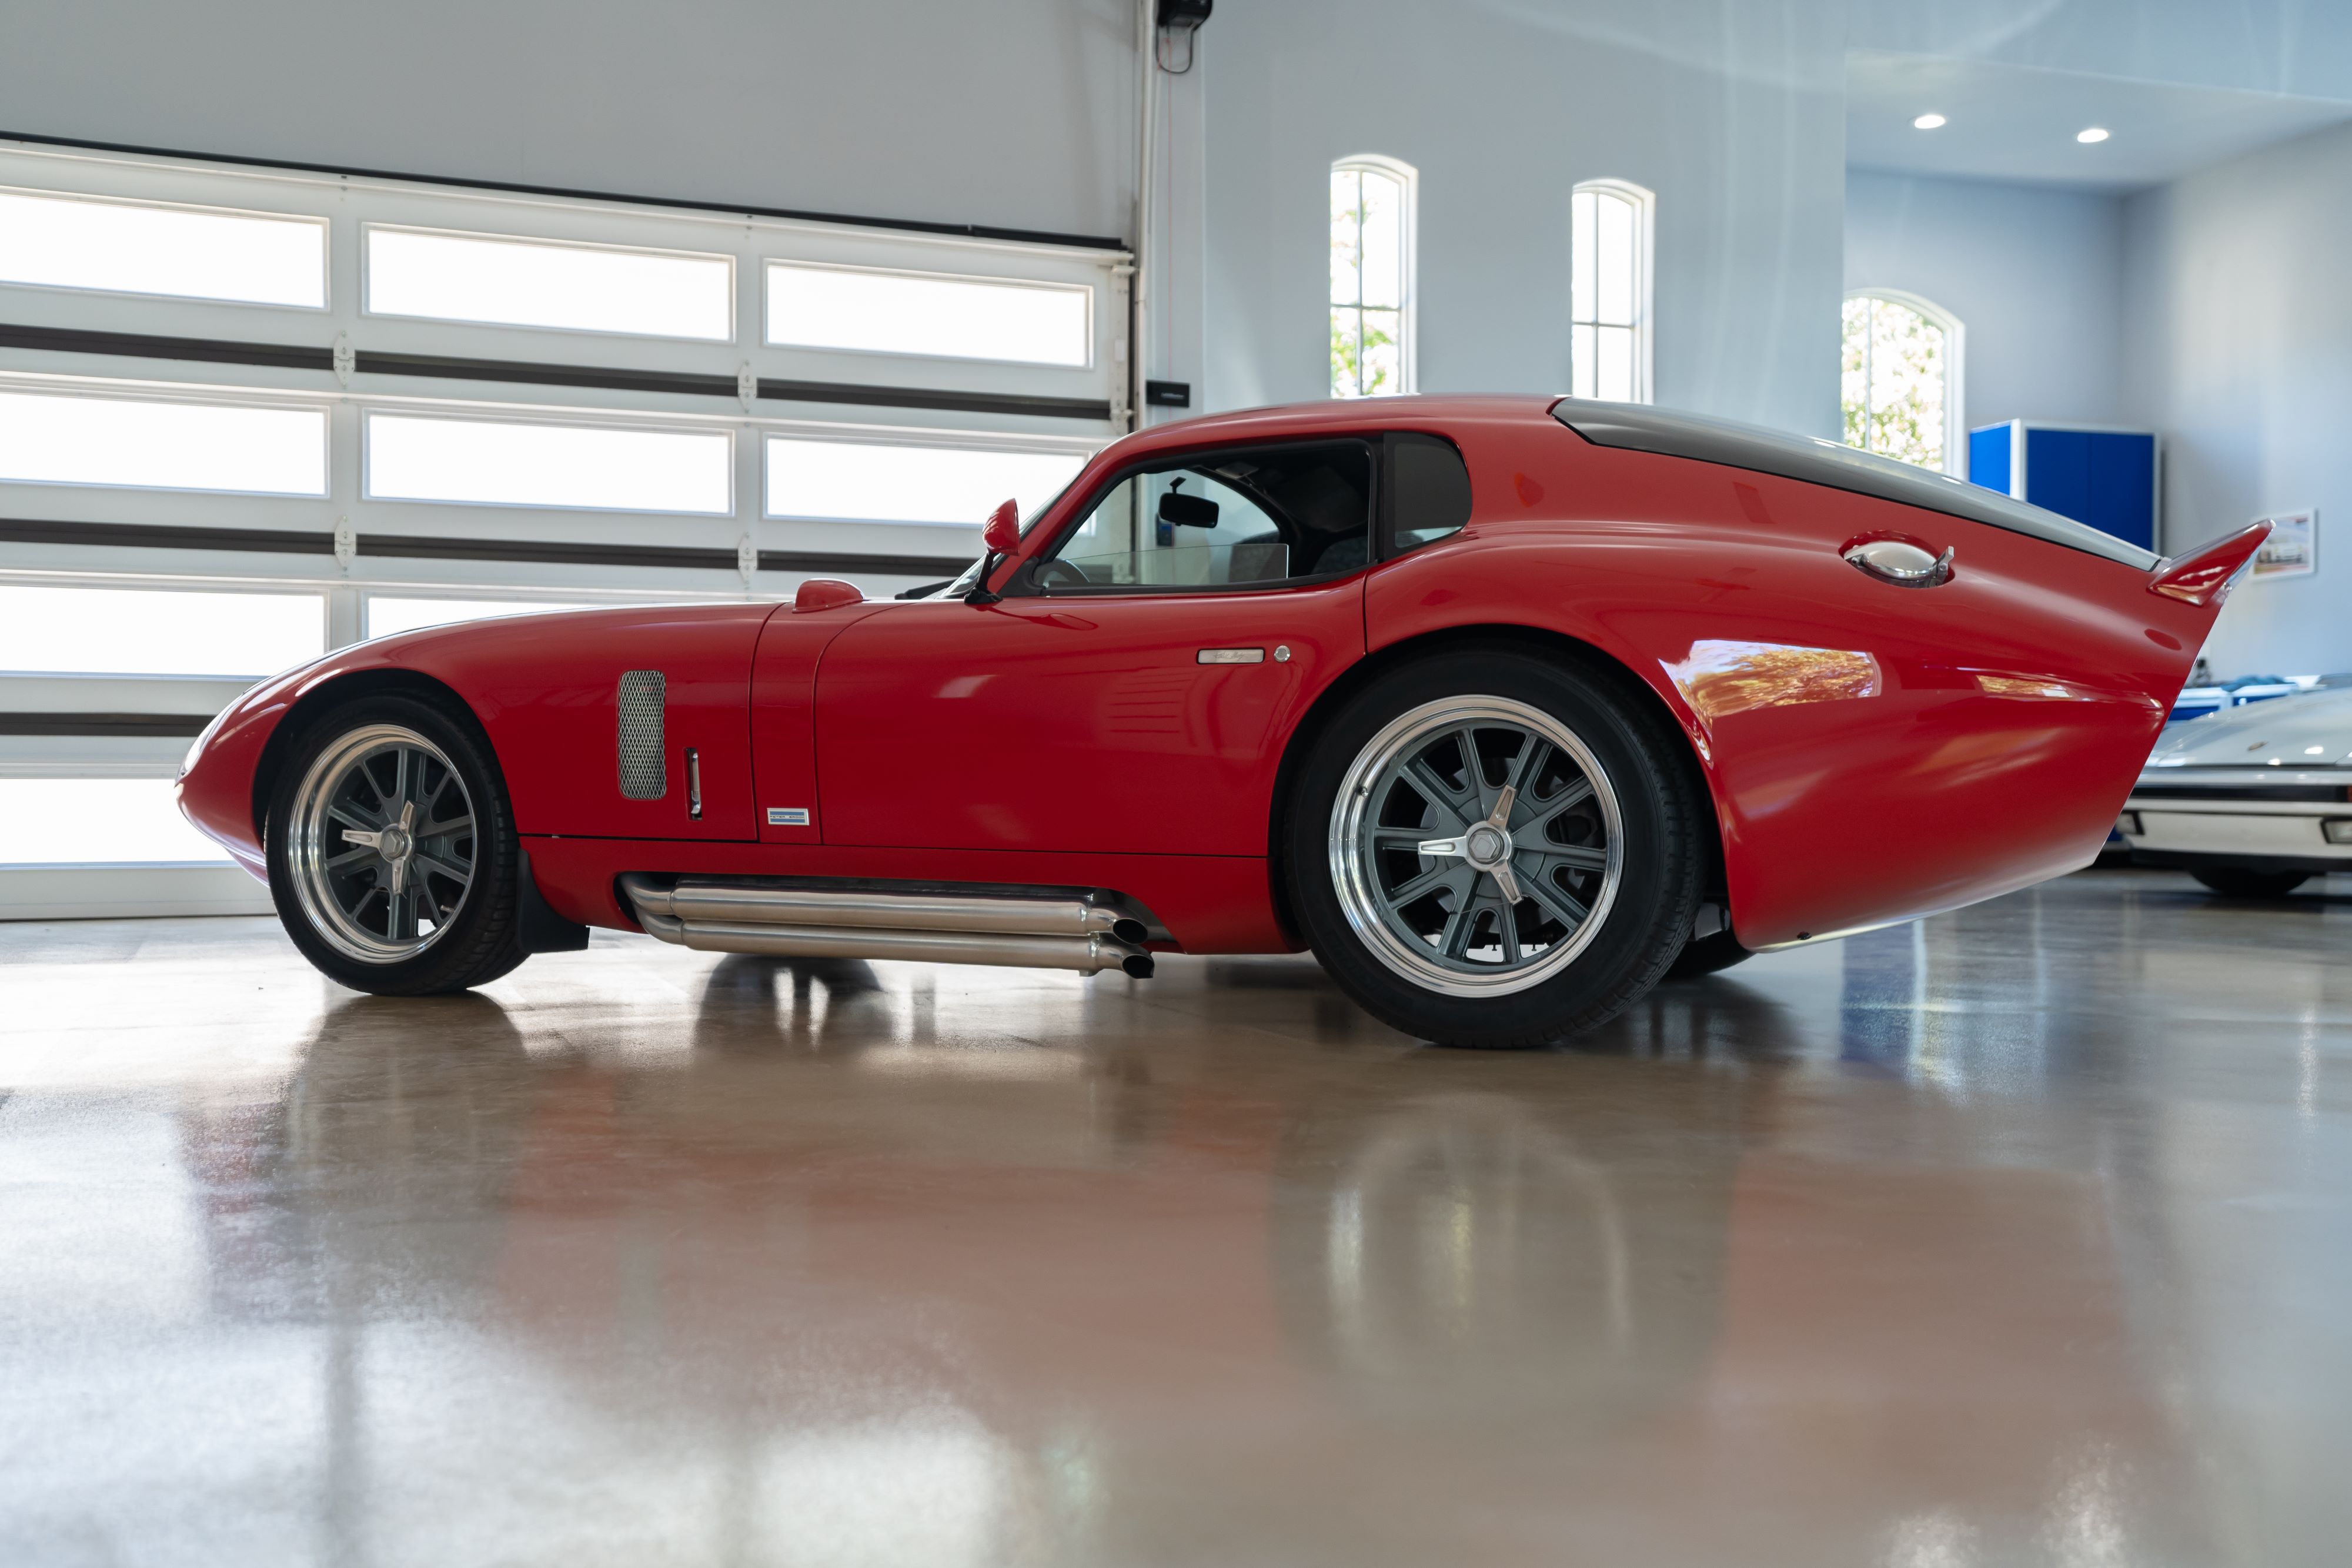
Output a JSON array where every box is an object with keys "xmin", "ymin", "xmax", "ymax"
[{"xmin": 5, "ymin": 867, "xmax": 2352, "ymax": 1566}]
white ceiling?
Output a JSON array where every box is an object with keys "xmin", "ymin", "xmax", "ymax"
[{"xmin": 1847, "ymin": 49, "xmax": 2352, "ymax": 192}]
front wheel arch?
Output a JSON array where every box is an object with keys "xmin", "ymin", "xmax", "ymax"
[
  {"xmin": 1266, "ymin": 624, "xmax": 1728, "ymax": 948},
  {"xmin": 250, "ymin": 668, "xmax": 486, "ymax": 850}
]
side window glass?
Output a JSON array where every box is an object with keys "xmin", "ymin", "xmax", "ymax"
[
  {"xmin": 1386, "ymin": 433, "xmax": 1472, "ymax": 555},
  {"xmin": 1037, "ymin": 441, "xmax": 1372, "ymax": 591}
]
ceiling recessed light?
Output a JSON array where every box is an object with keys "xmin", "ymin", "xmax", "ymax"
[
  {"xmin": 1913, "ymin": 113, "xmax": 1947, "ymax": 130},
  {"xmin": 2077, "ymin": 126, "xmax": 2110, "ymax": 143}
]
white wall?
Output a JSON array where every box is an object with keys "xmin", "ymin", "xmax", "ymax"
[
  {"xmin": 2120, "ymin": 119, "xmax": 2352, "ymax": 677},
  {"xmin": 1201, "ymin": 0, "xmax": 1849, "ymax": 435},
  {"xmin": 1844, "ymin": 169, "xmax": 2126, "ymax": 432},
  {"xmin": 0, "ymin": 0, "xmax": 1140, "ymax": 242}
]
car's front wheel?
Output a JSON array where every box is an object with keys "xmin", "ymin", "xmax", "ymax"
[
  {"xmin": 265, "ymin": 692, "xmax": 528, "ymax": 994},
  {"xmin": 1286, "ymin": 648, "xmax": 1708, "ymax": 1047}
]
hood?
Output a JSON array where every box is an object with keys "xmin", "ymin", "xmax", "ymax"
[{"xmin": 2144, "ymin": 686, "xmax": 2352, "ymax": 770}]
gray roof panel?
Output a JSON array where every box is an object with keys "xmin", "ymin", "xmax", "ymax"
[{"xmin": 1550, "ymin": 399, "xmax": 2160, "ymax": 570}]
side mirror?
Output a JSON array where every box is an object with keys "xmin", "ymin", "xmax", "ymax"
[
  {"xmin": 983, "ymin": 499, "xmax": 1021, "ymax": 555},
  {"xmin": 967, "ymin": 498, "xmax": 1023, "ymax": 607},
  {"xmin": 1158, "ymin": 491, "xmax": 1220, "ymax": 528}
]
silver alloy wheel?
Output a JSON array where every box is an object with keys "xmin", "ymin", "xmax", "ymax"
[
  {"xmin": 288, "ymin": 723, "xmax": 477, "ymax": 964},
  {"xmin": 1328, "ymin": 696, "xmax": 1623, "ymax": 997}
]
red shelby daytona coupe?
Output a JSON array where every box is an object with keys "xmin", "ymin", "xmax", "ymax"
[{"xmin": 178, "ymin": 396, "xmax": 2263, "ymax": 1045}]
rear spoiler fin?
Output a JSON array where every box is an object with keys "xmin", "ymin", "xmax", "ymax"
[{"xmin": 2149, "ymin": 522, "xmax": 2271, "ymax": 607}]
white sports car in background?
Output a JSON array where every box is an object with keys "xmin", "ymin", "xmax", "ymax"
[{"xmin": 2120, "ymin": 686, "xmax": 2352, "ymax": 895}]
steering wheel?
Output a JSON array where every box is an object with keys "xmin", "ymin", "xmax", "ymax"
[{"xmin": 1031, "ymin": 559, "xmax": 1091, "ymax": 591}]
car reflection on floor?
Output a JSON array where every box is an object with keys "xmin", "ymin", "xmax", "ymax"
[{"xmin": 153, "ymin": 925, "xmax": 2209, "ymax": 1567}]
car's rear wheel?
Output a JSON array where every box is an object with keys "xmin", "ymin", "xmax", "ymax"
[
  {"xmin": 1287, "ymin": 648, "xmax": 1706, "ymax": 1047},
  {"xmin": 266, "ymin": 693, "xmax": 528, "ymax": 995},
  {"xmin": 2191, "ymin": 867, "xmax": 2311, "ymax": 898}
]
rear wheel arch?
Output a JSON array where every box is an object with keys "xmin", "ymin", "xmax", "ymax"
[
  {"xmin": 1265, "ymin": 623, "xmax": 1727, "ymax": 947},
  {"xmin": 251, "ymin": 669, "xmax": 490, "ymax": 848}
]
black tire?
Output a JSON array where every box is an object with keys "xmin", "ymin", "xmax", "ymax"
[
  {"xmin": 1663, "ymin": 928, "xmax": 1752, "ymax": 979},
  {"xmin": 2191, "ymin": 867, "xmax": 2311, "ymax": 899},
  {"xmin": 1285, "ymin": 647, "xmax": 1708, "ymax": 1048},
  {"xmin": 265, "ymin": 691, "xmax": 529, "ymax": 995}
]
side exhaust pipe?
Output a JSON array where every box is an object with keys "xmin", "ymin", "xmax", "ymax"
[{"xmin": 621, "ymin": 875, "xmax": 1157, "ymax": 978}]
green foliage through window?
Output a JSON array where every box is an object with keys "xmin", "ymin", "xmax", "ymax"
[
  {"xmin": 1331, "ymin": 165, "xmax": 1406, "ymax": 398},
  {"xmin": 1841, "ymin": 294, "xmax": 1950, "ymax": 472}
]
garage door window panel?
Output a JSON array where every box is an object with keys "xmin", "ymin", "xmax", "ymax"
[
  {"xmin": 764, "ymin": 260, "xmax": 1092, "ymax": 367},
  {"xmin": 1032, "ymin": 441, "xmax": 1376, "ymax": 593},
  {"xmin": 0, "ymin": 388, "xmax": 328, "ymax": 497},
  {"xmin": 364, "ymin": 226, "xmax": 734, "ymax": 342},
  {"xmin": 0, "ymin": 186, "xmax": 327, "ymax": 309},
  {"xmin": 0, "ymin": 778, "xmax": 230, "ymax": 865},
  {"xmin": 765, "ymin": 437, "xmax": 1088, "ymax": 530},
  {"xmin": 0, "ymin": 584, "xmax": 325, "ymax": 678},
  {"xmin": 365, "ymin": 413, "xmax": 733, "ymax": 514}
]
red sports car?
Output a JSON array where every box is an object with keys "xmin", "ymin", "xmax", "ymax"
[{"xmin": 177, "ymin": 396, "xmax": 2261, "ymax": 1046}]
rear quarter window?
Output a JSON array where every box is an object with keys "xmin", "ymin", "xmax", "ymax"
[{"xmin": 1386, "ymin": 433, "xmax": 1472, "ymax": 556}]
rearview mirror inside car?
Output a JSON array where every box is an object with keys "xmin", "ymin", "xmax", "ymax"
[{"xmin": 1158, "ymin": 491, "xmax": 1221, "ymax": 528}]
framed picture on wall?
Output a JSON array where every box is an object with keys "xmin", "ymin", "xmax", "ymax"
[{"xmin": 2251, "ymin": 510, "xmax": 2316, "ymax": 579}]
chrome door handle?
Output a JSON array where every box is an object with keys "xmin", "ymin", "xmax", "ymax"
[{"xmin": 1844, "ymin": 539, "xmax": 1954, "ymax": 587}]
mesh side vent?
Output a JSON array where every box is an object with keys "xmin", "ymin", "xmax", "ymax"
[{"xmin": 617, "ymin": 670, "xmax": 667, "ymax": 800}]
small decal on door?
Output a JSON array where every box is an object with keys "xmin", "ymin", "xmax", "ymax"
[{"xmin": 766, "ymin": 807, "xmax": 811, "ymax": 826}]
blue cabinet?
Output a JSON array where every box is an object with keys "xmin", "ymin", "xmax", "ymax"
[{"xmin": 1968, "ymin": 422, "xmax": 2159, "ymax": 553}]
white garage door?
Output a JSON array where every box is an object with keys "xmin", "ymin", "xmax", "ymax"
[{"xmin": 0, "ymin": 137, "xmax": 1128, "ymax": 917}]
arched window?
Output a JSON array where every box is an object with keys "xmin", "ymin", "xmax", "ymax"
[
  {"xmin": 1329, "ymin": 156, "xmax": 1416, "ymax": 398},
  {"xmin": 1842, "ymin": 290, "xmax": 1965, "ymax": 474},
  {"xmin": 1571, "ymin": 180, "xmax": 1653, "ymax": 403}
]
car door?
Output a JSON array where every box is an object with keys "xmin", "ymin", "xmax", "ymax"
[{"xmin": 811, "ymin": 437, "xmax": 1378, "ymax": 857}]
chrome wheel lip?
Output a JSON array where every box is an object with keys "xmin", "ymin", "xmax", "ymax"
[
  {"xmin": 288, "ymin": 723, "xmax": 475, "ymax": 965},
  {"xmin": 1328, "ymin": 696, "xmax": 1624, "ymax": 999}
]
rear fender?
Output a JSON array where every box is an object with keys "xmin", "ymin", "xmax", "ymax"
[{"xmin": 1369, "ymin": 439, "xmax": 2223, "ymax": 948}]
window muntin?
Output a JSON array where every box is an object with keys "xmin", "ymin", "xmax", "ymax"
[
  {"xmin": 1384, "ymin": 433, "xmax": 1473, "ymax": 556},
  {"xmin": 1034, "ymin": 441, "xmax": 1374, "ymax": 591},
  {"xmin": 1842, "ymin": 291, "xmax": 1962, "ymax": 474},
  {"xmin": 365, "ymin": 596, "xmax": 597, "ymax": 640},
  {"xmin": 365, "ymin": 413, "xmax": 733, "ymax": 514},
  {"xmin": 0, "ymin": 186, "xmax": 326, "ymax": 309},
  {"xmin": 0, "ymin": 778, "xmax": 230, "ymax": 865},
  {"xmin": 1571, "ymin": 182, "xmax": 1652, "ymax": 403},
  {"xmin": 0, "ymin": 389, "xmax": 328, "ymax": 496},
  {"xmin": 765, "ymin": 261, "xmax": 1091, "ymax": 367},
  {"xmin": 365, "ymin": 226, "xmax": 734, "ymax": 341},
  {"xmin": 1330, "ymin": 160, "xmax": 1414, "ymax": 399},
  {"xmin": 0, "ymin": 584, "xmax": 324, "ymax": 677},
  {"xmin": 764, "ymin": 437, "xmax": 1088, "ymax": 527}
]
